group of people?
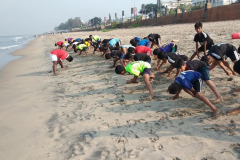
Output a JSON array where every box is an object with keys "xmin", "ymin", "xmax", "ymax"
[{"xmin": 50, "ymin": 22, "xmax": 240, "ymax": 117}]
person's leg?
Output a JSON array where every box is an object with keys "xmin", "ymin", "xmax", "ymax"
[
  {"xmin": 205, "ymin": 80, "xmax": 223, "ymax": 103},
  {"xmin": 222, "ymin": 60, "xmax": 236, "ymax": 75},
  {"xmin": 143, "ymin": 73, "xmax": 154, "ymax": 97}
]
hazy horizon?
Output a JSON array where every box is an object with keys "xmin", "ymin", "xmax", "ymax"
[{"xmin": 0, "ymin": 0, "xmax": 157, "ymax": 36}]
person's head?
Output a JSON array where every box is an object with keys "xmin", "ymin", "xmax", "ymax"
[
  {"xmin": 233, "ymin": 60, "xmax": 240, "ymax": 74},
  {"xmin": 128, "ymin": 47, "xmax": 135, "ymax": 54},
  {"xmin": 89, "ymin": 35, "xmax": 92, "ymax": 38},
  {"xmin": 168, "ymin": 82, "xmax": 182, "ymax": 94},
  {"xmin": 124, "ymin": 53, "xmax": 133, "ymax": 60},
  {"xmin": 66, "ymin": 56, "xmax": 73, "ymax": 62},
  {"xmin": 65, "ymin": 39, "xmax": 67, "ymax": 41},
  {"xmin": 201, "ymin": 55, "xmax": 211, "ymax": 65},
  {"xmin": 194, "ymin": 22, "xmax": 202, "ymax": 34},
  {"xmin": 74, "ymin": 49, "xmax": 78, "ymax": 53},
  {"xmin": 157, "ymin": 51, "xmax": 168, "ymax": 60},
  {"xmin": 105, "ymin": 53, "xmax": 112, "ymax": 59},
  {"xmin": 153, "ymin": 48, "xmax": 160, "ymax": 59},
  {"xmin": 206, "ymin": 54, "xmax": 215, "ymax": 64},
  {"xmin": 130, "ymin": 39, "xmax": 138, "ymax": 47},
  {"xmin": 175, "ymin": 59, "xmax": 186, "ymax": 69},
  {"xmin": 115, "ymin": 65, "xmax": 126, "ymax": 75},
  {"xmin": 55, "ymin": 43, "xmax": 57, "ymax": 46}
]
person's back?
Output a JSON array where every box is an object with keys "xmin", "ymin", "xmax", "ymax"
[
  {"xmin": 134, "ymin": 53, "xmax": 151, "ymax": 63},
  {"xmin": 160, "ymin": 43, "xmax": 177, "ymax": 53},
  {"xmin": 135, "ymin": 46, "xmax": 152, "ymax": 56},
  {"xmin": 138, "ymin": 39, "xmax": 150, "ymax": 47},
  {"xmin": 125, "ymin": 61, "xmax": 151, "ymax": 76},
  {"xmin": 186, "ymin": 60, "xmax": 207, "ymax": 71},
  {"xmin": 51, "ymin": 49, "xmax": 69, "ymax": 60},
  {"xmin": 109, "ymin": 38, "xmax": 120, "ymax": 46},
  {"xmin": 209, "ymin": 43, "xmax": 237, "ymax": 60},
  {"xmin": 175, "ymin": 70, "xmax": 201, "ymax": 87}
]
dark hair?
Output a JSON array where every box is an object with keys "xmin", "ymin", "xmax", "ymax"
[
  {"xmin": 124, "ymin": 53, "xmax": 133, "ymax": 60},
  {"xmin": 201, "ymin": 55, "xmax": 210, "ymax": 65},
  {"xmin": 65, "ymin": 39, "xmax": 67, "ymax": 41},
  {"xmin": 130, "ymin": 40, "xmax": 137, "ymax": 47},
  {"xmin": 153, "ymin": 48, "xmax": 160, "ymax": 55},
  {"xmin": 233, "ymin": 60, "xmax": 240, "ymax": 74},
  {"xmin": 105, "ymin": 53, "xmax": 111, "ymax": 59},
  {"xmin": 238, "ymin": 46, "xmax": 240, "ymax": 54},
  {"xmin": 89, "ymin": 35, "xmax": 92, "ymax": 38},
  {"xmin": 157, "ymin": 51, "xmax": 168, "ymax": 60},
  {"xmin": 55, "ymin": 43, "xmax": 57, "ymax": 46},
  {"xmin": 67, "ymin": 56, "xmax": 73, "ymax": 62},
  {"xmin": 175, "ymin": 59, "xmax": 185, "ymax": 69},
  {"xmin": 128, "ymin": 47, "xmax": 135, "ymax": 53},
  {"xmin": 143, "ymin": 37, "xmax": 148, "ymax": 39},
  {"xmin": 115, "ymin": 65, "xmax": 125, "ymax": 74},
  {"xmin": 168, "ymin": 82, "xmax": 182, "ymax": 94},
  {"xmin": 74, "ymin": 49, "xmax": 78, "ymax": 53},
  {"xmin": 194, "ymin": 22, "xmax": 202, "ymax": 29}
]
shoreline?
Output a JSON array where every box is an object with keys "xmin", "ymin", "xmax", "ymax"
[{"xmin": 0, "ymin": 20, "xmax": 240, "ymax": 160}]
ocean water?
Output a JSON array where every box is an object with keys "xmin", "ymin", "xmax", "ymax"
[{"xmin": 0, "ymin": 35, "xmax": 35, "ymax": 71}]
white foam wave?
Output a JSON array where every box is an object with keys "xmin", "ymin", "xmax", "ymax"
[
  {"xmin": 14, "ymin": 37, "xmax": 23, "ymax": 42},
  {"xmin": 0, "ymin": 45, "xmax": 20, "ymax": 50}
]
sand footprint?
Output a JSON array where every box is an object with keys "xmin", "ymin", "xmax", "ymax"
[
  {"xmin": 128, "ymin": 147, "xmax": 144, "ymax": 159},
  {"xmin": 153, "ymin": 144, "xmax": 163, "ymax": 151}
]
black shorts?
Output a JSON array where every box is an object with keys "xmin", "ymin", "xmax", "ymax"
[
  {"xmin": 198, "ymin": 44, "xmax": 213, "ymax": 52},
  {"xmin": 143, "ymin": 68, "xmax": 151, "ymax": 75},
  {"xmin": 192, "ymin": 78, "xmax": 202, "ymax": 92},
  {"xmin": 227, "ymin": 50, "xmax": 239, "ymax": 62}
]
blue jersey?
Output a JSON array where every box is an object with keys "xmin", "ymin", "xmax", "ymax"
[
  {"xmin": 134, "ymin": 37, "xmax": 141, "ymax": 42},
  {"xmin": 109, "ymin": 38, "xmax": 120, "ymax": 46},
  {"xmin": 75, "ymin": 38, "xmax": 82, "ymax": 42},
  {"xmin": 159, "ymin": 43, "xmax": 175, "ymax": 53},
  {"xmin": 175, "ymin": 71, "xmax": 201, "ymax": 90},
  {"xmin": 138, "ymin": 39, "xmax": 150, "ymax": 46}
]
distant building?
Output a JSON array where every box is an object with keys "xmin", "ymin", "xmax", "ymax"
[
  {"xmin": 162, "ymin": 0, "xmax": 193, "ymax": 9},
  {"xmin": 192, "ymin": 0, "xmax": 231, "ymax": 7}
]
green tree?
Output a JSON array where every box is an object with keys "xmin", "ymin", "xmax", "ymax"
[
  {"xmin": 139, "ymin": 3, "xmax": 158, "ymax": 15},
  {"xmin": 89, "ymin": 17, "xmax": 102, "ymax": 27},
  {"xmin": 169, "ymin": 8, "xmax": 176, "ymax": 15}
]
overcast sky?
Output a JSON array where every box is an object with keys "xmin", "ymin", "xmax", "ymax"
[{"xmin": 0, "ymin": 0, "xmax": 157, "ymax": 36}]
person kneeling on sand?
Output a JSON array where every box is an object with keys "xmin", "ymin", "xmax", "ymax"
[
  {"xmin": 50, "ymin": 49, "xmax": 73, "ymax": 76},
  {"xmin": 74, "ymin": 44, "xmax": 88, "ymax": 56},
  {"xmin": 115, "ymin": 61, "xmax": 154, "ymax": 99},
  {"xmin": 168, "ymin": 70, "xmax": 219, "ymax": 117},
  {"xmin": 227, "ymin": 60, "xmax": 240, "ymax": 115}
]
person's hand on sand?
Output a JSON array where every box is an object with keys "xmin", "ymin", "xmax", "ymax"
[
  {"xmin": 232, "ymin": 71, "xmax": 237, "ymax": 75},
  {"xmin": 62, "ymin": 65, "xmax": 68, "ymax": 69},
  {"xmin": 168, "ymin": 94, "xmax": 179, "ymax": 100},
  {"xmin": 225, "ymin": 71, "xmax": 232, "ymax": 76},
  {"xmin": 212, "ymin": 97, "xmax": 224, "ymax": 103},
  {"xmin": 127, "ymin": 79, "xmax": 138, "ymax": 84},
  {"xmin": 212, "ymin": 109, "xmax": 220, "ymax": 117}
]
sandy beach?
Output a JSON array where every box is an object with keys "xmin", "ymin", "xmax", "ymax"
[{"xmin": 0, "ymin": 20, "xmax": 240, "ymax": 160}]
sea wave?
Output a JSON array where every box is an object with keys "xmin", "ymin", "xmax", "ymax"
[
  {"xmin": 14, "ymin": 37, "xmax": 23, "ymax": 42},
  {"xmin": 0, "ymin": 45, "xmax": 20, "ymax": 50}
]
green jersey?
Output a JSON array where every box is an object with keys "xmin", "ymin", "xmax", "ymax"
[
  {"xmin": 77, "ymin": 44, "xmax": 87, "ymax": 50},
  {"xmin": 93, "ymin": 35, "xmax": 100, "ymax": 41},
  {"xmin": 125, "ymin": 61, "xmax": 151, "ymax": 76}
]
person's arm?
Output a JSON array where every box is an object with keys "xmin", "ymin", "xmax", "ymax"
[
  {"xmin": 156, "ymin": 59, "xmax": 161, "ymax": 70},
  {"xmin": 222, "ymin": 59, "xmax": 236, "ymax": 75},
  {"xmin": 169, "ymin": 89, "xmax": 182, "ymax": 100},
  {"xmin": 119, "ymin": 59, "xmax": 125, "ymax": 67},
  {"xmin": 203, "ymin": 41, "xmax": 207, "ymax": 56},
  {"xmin": 183, "ymin": 88, "xmax": 195, "ymax": 97},
  {"xmin": 174, "ymin": 68, "xmax": 181, "ymax": 78},
  {"xmin": 196, "ymin": 42, "xmax": 200, "ymax": 59},
  {"xmin": 109, "ymin": 58, "xmax": 119, "ymax": 68},
  {"xmin": 218, "ymin": 60, "xmax": 232, "ymax": 75},
  {"xmin": 127, "ymin": 76, "xmax": 139, "ymax": 84},
  {"xmin": 58, "ymin": 59, "xmax": 64, "ymax": 68},
  {"xmin": 167, "ymin": 64, "xmax": 175, "ymax": 77}
]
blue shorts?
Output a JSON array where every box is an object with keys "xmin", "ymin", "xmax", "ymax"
[
  {"xmin": 146, "ymin": 59, "xmax": 151, "ymax": 64},
  {"xmin": 143, "ymin": 68, "xmax": 151, "ymax": 75},
  {"xmin": 120, "ymin": 52, "xmax": 125, "ymax": 59},
  {"xmin": 197, "ymin": 65, "xmax": 210, "ymax": 81}
]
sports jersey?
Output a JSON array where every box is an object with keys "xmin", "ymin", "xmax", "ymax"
[
  {"xmin": 67, "ymin": 38, "xmax": 74, "ymax": 43},
  {"xmin": 194, "ymin": 31, "xmax": 214, "ymax": 46},
  {"xmin": 167, "ymin": 52, "xmax": 185, "ymax": 64},
  {"xmin": 186, "ymin": 60, "xmax": 206, "ymax": 71},
  {"xmin": 51, "ymin": 49, "xmax": 69, "ymax": 61},
  {"xmin": 77, "ymin": 44, "xmax": 87, "ymax": 50},
  {"xmin": 208, "ymin": 43, "xmax": 238, "ymax": 61},
  {"xmin": 85, "ymin": 41, "xmax": 91, "ymax": 47},
  {"xmin": 125, "ymin": 61, "xmax": 151, "ymax": 77},
  {"xmin": 134, "ymin": 53, "xmax": 151, "ymax": 62},
  {"xmin": 121, "ymin": 45, "xmax": 135, "ymax": 49},
  {"xmin": 56, "ymin": 41, "xmax": 64, "ymax": 46},
  {"xmin": 75, "ymin": 38, "xmax": 82, "ymax": 42},
  {"xmin": 92, "ymin": 35, "xmax": 101, "ymax": 41},
  {"xmin": 175, "ymin": 71, "xmax": 201, "ymax": 90},
  {"xmin": 63, "ymin": 42, "xmax": 70, "ymax": 46},
  {"xmin": 111, "ymin": 50, "xmax": 124, "ymax": 59},
  {"xmin": 109, "ymin": 38, "xmax": 120, "ymax": 46},
  {"xmin": 138, "ymin": 39, "xmax": 150, "ymax": 46},
  {"xmin": 134, "ymin": 46, "xmax": 152, "ymax": 54},
  {"xmin": 159, "ymin": 43, "xmax": 175, "ymax": 53},
  {"xmin": 148, "ymin": 33, "xmax": 160, "ymax": 42}
]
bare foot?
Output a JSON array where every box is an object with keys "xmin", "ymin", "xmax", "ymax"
[
  {"xmin": 225, "ymin": 71, "xmax": 232, "ymax": 76},
  {"xmin": 232, "ymin": 71, "xmax": 237, "ymax": 75},
  {"xmin": 212, "ymin": 110, "xmax": 220, "ymax": 117},
  {"xmin": 126, "ymin": 80, "xmax": 138, "ymax": 84},
  {"xmin": 212, "ymin": 97, "xmax": 224, "ymax": 103}
]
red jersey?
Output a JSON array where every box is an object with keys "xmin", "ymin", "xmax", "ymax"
[
  {"xmin": 57, "ymin": 41, "xmax": 64, "ymax": 46},
  {"xmin": 134, "ymin": 46, "xmax": 152, "ymax": 55},
  {"xmin": 51, "ymin": 49, "xmax": 69, "ymax": 61}
]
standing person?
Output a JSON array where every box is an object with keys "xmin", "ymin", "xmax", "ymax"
[
  {"xmin": 174, "ymin": 57, "xmax": 223, "ymax": 103},
  {"xmin": 207, "ymin": 43, "xmax": 240, "ymax": 76},
  {"xmin": 115, "ymin": 61, "xmax": 155, "ymax": 99},
  {"xmin": 50, "ymin": 49, "xmax": 73, "ymax": 75},
  {"xmin": 189, "ymin": 22, "xmax": 214, "ymax": 61},
  {"xmin": 168, "ymin": 70, "xmax": 220, "ymax": 117},
  {"xmin": 147, "ymin": 33, "xmax": 161, "ymax": 48}
]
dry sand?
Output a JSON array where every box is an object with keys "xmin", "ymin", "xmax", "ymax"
[{"xmin": 0, "ymin": 20, "xmax": 240, "ymax": 160}]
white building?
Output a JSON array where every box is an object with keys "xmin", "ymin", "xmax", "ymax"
[
  {"xmin": 192, "ymin": 0, "xmax": 231, "ymax": 7},
  {"xmin": 162, "ymin": 0, "xmax": 193, "ymax": 9}
]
